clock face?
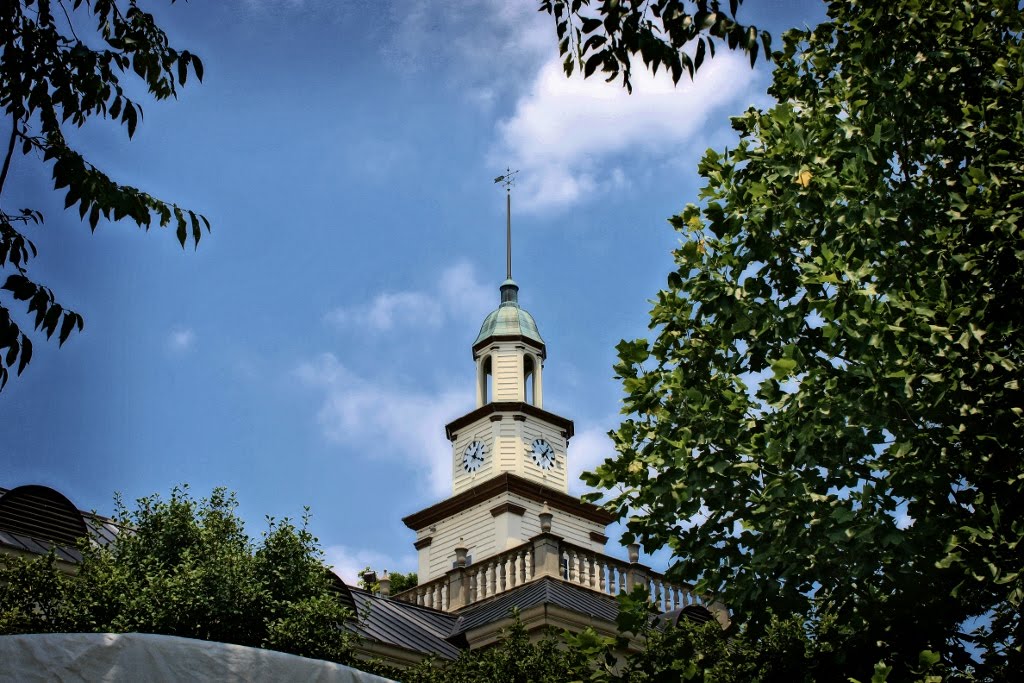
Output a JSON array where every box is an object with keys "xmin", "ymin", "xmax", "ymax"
[
  {"xmin": 462, "ymin": 440, "xmax": 486, "ymax": 473},
  {"xmin": 530, "ymin": 438, "xmax": 556, "ymax": 470}
]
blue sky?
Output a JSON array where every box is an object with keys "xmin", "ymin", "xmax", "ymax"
[{"xmin": 1, "ymin": 0, "xmax": 824, "ymax": 582}]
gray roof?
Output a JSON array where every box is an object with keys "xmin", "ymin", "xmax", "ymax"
[
  {"xmin": 452, "ymin": 577, "xmax": 619, "ymax": 635},
  {"xmin": 348, "ymin": 589, "xmax": 463, "ymax": 660},
  {"xmin": 345, "ymin": 578, "xmax": 625, "ymax": 660},
  {"xmin": 473, "ymin": 280, "xmax": 544, "ymax": 349},
  {"xmin": 0, "ymin": 485, "xmax": 119, "ymax": 563}
]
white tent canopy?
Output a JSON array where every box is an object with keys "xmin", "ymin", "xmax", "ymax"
[{"xmin": 0, "ymin": 632, "xmax": 396, "ymax": 682}]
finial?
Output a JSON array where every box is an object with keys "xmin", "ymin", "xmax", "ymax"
[{"xmin": 494, "ymin": 168, "xmax": 519, "ymax": 280}]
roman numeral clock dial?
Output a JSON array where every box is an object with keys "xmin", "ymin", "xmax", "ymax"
[{"xmin": 462, "ymin": 440, "xmax": 486, "ymax": 473}]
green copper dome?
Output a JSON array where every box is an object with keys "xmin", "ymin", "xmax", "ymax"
[{"xmin": 473, "ymin": 279, "xmax": 545, "ymax": 349}]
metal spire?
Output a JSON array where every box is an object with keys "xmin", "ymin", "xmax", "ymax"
[{"xmin": 493, "ymin": 168, "xmax": 518, "ymax": 280}]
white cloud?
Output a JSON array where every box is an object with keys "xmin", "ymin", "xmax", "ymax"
[
  {"xmin": 567, "ymin": 424, "xmax": 615, "ymax": 497},
  {"xmin": 492, "ymin": 51, "xmax": 759, "ymax": 212},
  {"xmin": 325, "ymin": 544, "xmax": 417, "ymax": 585},
  {"xmin": 325, "ymin": 291, "xmax": 443, "ymax": 332},
  {"xmin": 168, "ymin": 328, "xmax": 196, "ymax": 352},
  {"xmin": 384, "ymin": 0, "xmax": 554, "ymax": 105},
  {"xmin": 296, "ymin": 353, "xmax": 470, "ymax": 497},
  {"xmin": 438, "ymin": 262, "xmax": 492, "ymax": 320},
  {"xmin": 324, "ymin": 261, "xmax": 490, "ymax": 334}
]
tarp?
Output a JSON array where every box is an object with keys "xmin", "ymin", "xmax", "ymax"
[{"xmin": 0, "ymin": 632, "xmax": 396, "ymax": 682}]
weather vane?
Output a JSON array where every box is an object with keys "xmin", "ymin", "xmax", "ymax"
[{"xmin": 494, "ymin": 168, "xmax": 519, "ymax": 280}]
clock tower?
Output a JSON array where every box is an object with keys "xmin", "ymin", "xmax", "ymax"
[
  {"xmin": 402, "ymin": 176, "xmax": 613, "ymax": 587},
  {"xmin": 449, "ymin": 277, "xmax": 572, "ymax": 496}
]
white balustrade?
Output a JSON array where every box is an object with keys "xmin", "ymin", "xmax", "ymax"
[{"xmin": 392, "ymin": 539, "xmax": 710, "ymax": 616}]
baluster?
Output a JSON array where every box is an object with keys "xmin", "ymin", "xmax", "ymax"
[
  {"xmin": 476, "ymin": 567, "xmax": 485, "ymax": 600},
  {"xmin": 525, "ymin": 548, "xmax": 533, "ymax": 581},
  {"xmin": 586, "ymin": 555, "xmax": 595, "ymax": 589},
  {"xmin": 488, "ymin": 561, "xmax": 497, "ymax": 596},
  {"xmin": 504, "ymin": 554, "xmax": 513, "ymax": 590},
  {"xmin": 597, "ymin": 559, "xmax": 606, "ymax": 592},
  {"xmin": 577, "ymin": 552, "xmax": 586, "ymax": 587}
]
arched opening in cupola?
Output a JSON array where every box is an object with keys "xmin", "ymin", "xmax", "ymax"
[
  {"xmin": 523, "ymin": 353, "xmax": 542, "ymax": 408},
  {"xmin": 476, "ymin": 354, "xmax": 493, "ymax": 407}
]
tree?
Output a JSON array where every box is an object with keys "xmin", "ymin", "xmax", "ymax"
[
  {"xmin": 539, "ymin": 0, "xmax": 771, "ymax": 92},
  {"xmin": 401, "ymin": 591, "xmax": 878, "ymax": 683},
  {"xmin": 402, "ymin": 613, "xmax": 594, "ymax": 683},
  {"xmin": 580, "ymin": 0, "xmax": 1023, "ymax": 679},
  {"xmin": 0, "ymin": 486, "xmax": 355, "ymax": 664},
  {"xmin": 388, "ymin": 570, "xmax": 418, "ymax": 594},
  {"xmin": 357, "ymin": 567, "xmax": 418, "ymax": 595},
  {"xmin": 0, "ymin": 0, "xmax": 207, "ymax": 390}
]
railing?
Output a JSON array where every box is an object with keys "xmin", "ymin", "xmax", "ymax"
[
  {"xmin": 468, "ymin": 543, "xmax": 534, "ymax": 602},
  {"xmin": 393, "ymin": 542, "xmax": 535, "ymax": 611},
  {"xmin": 391, "ymin": 535, "xmax": 715, "ymax": 618},
  {"xmin": 558, "ymin": 540, "xmax": 710, "ymax": 613}
]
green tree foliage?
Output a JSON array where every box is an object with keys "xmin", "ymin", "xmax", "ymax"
[
  {"xmin": 357, "ymin": 567, "xmax": 418, "ymax": 595},
  {"xmin": 402, "ymin": 613, "xmax": 594, "ymax": 683},
  {"xmin": 0, "ymin": 487, "xmax": 355, "ymax": 664},
  {"xmin": 582, "ymin": 0, "xmax": 1023, "ymax": 679},
  {"xmin": 568, "ymin": 592, "xmax": 832, "ymax": 683},
  {"xmin": 539, "ymin": 0, "xmax": 770, "ymax": 92},
  {"xmin": 388, "ymin": 570, "xmax": 418, "ymax": 594},
  {"xmin": 402, "ymin": 591, "xmax": 916, "ymax": 683},
  {"xmin": 0, "ymin": 0, "xmax": 208, "ymax": 389}
]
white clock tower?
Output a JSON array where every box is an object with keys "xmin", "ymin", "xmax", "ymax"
[
  {"xmin": 449, "ymin": 277, "xmax": 572, "ymax": 496},
  {"xmin": 402, "ymin": 177, "xmax": 613, "ymax": 586}
]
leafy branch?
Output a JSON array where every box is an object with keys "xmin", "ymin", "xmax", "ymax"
[{"xmin": 0, "ymin": 0, "xmax": 208, "ymax": 390}]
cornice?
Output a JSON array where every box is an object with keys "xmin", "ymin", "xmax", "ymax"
[
  {"xmin": 472, "ymin": 334, "xmax": 546, "ymax": 359},
  {"xmin": 402, "ymin": 473, "xmax": 614, "ymax": 530},
  {"xmin": 445, "ymin": 402, "xmax": 574, "ymax": 441}
]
